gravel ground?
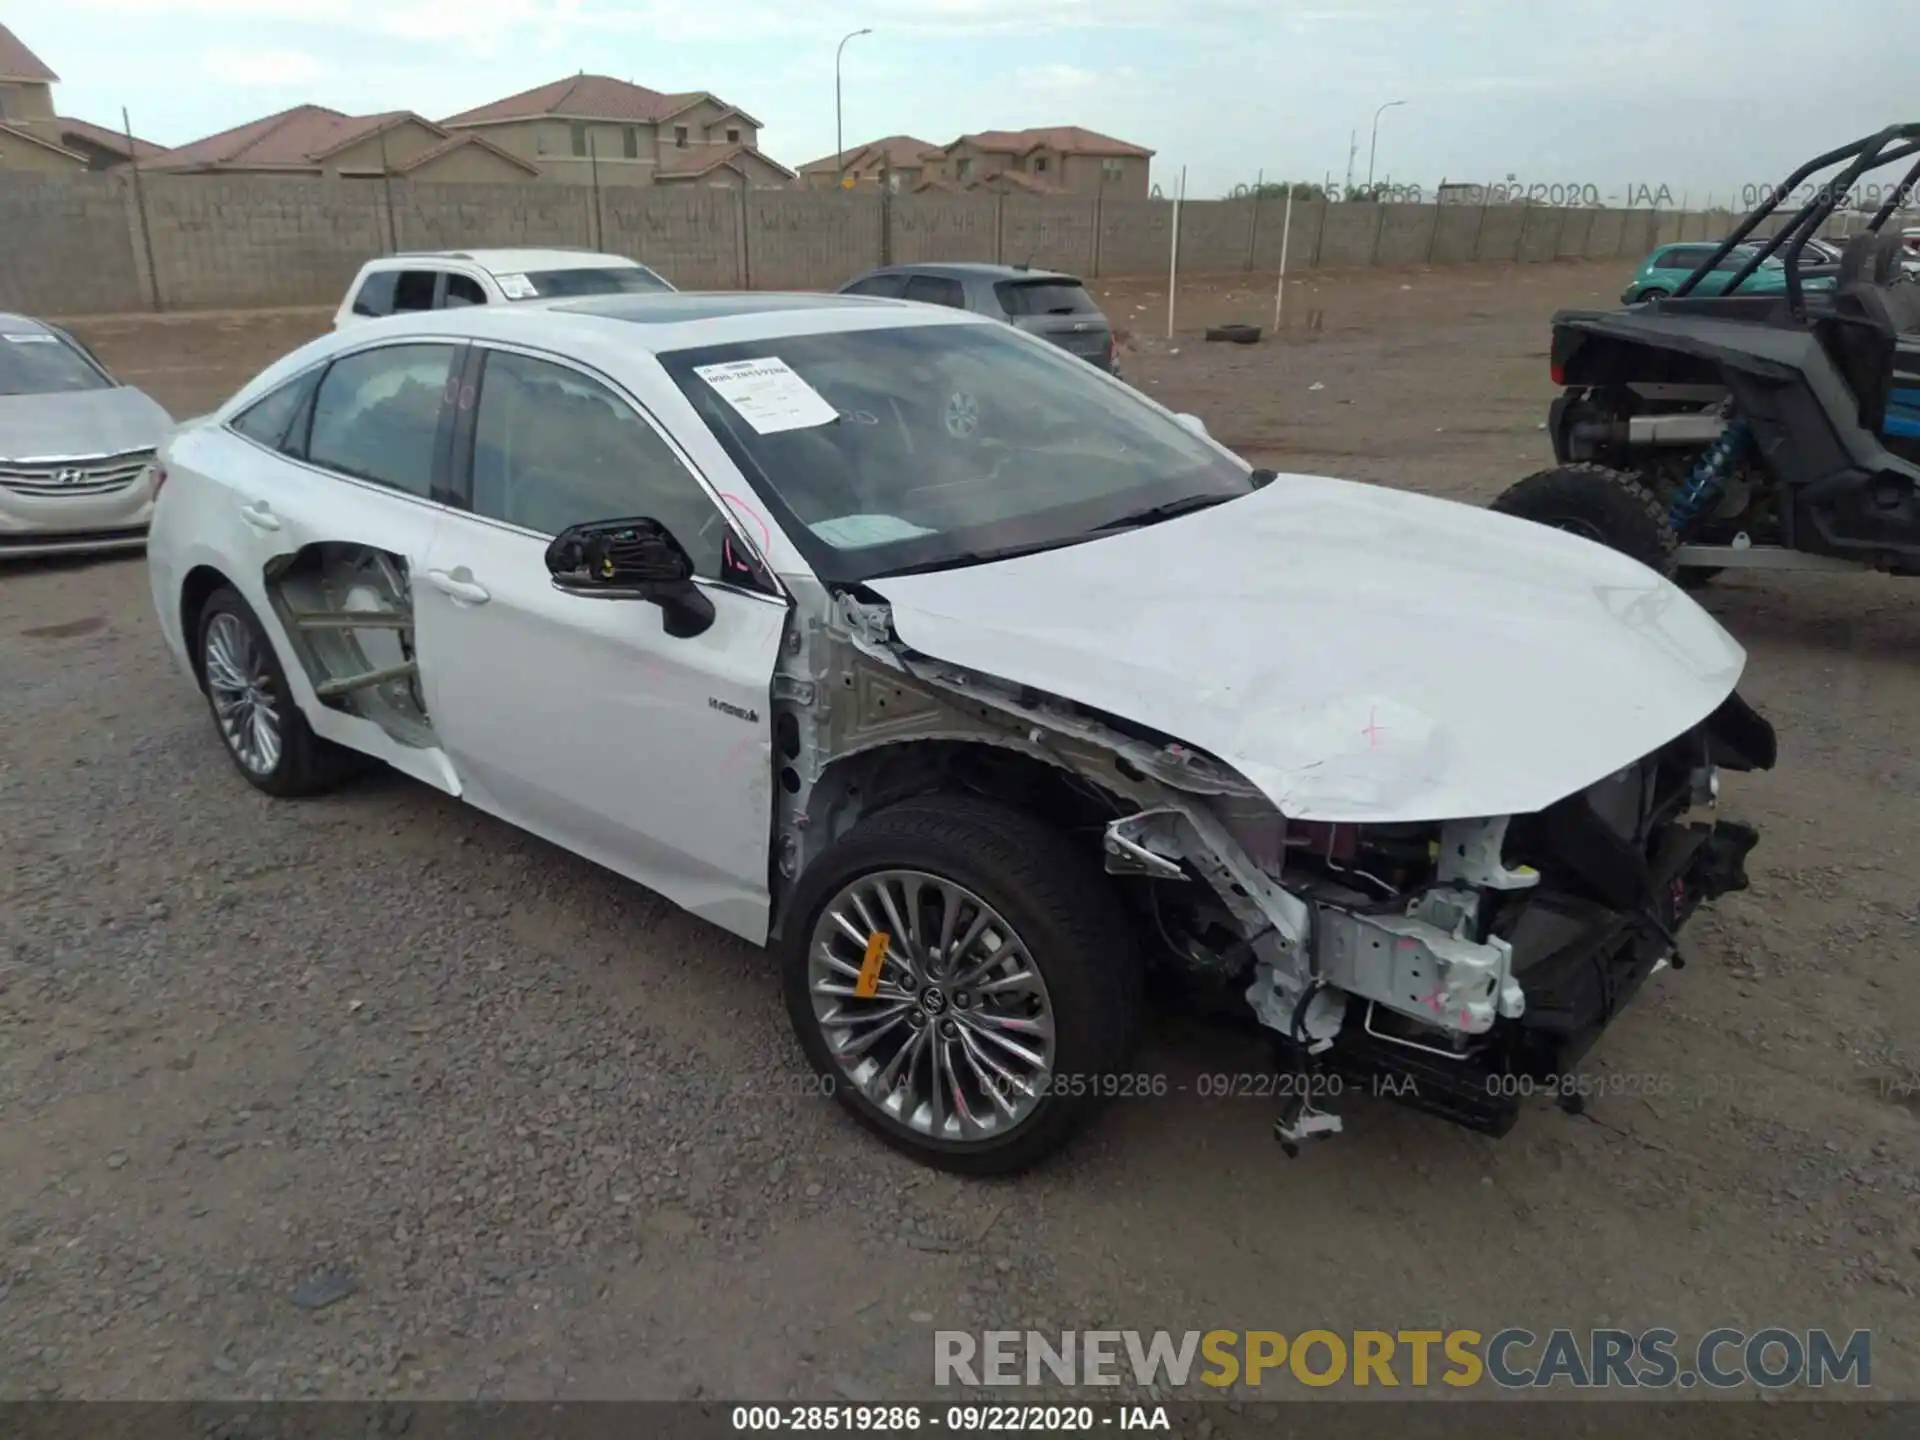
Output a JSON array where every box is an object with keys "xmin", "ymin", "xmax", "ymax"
[{"xmin": 1, "ymin": 261, "xmax": 1917, "ymax": 1406}]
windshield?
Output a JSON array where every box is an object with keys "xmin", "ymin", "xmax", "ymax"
[
  {"xmin": 0, "ymin": 331, "xmax": 113, "ymax": 397},
  {"xmin": 519, "ymin": 266, "xmax": 672, "ymax": 298},
  {"xmin": 660, "ymin": 321, "xmax": 1253, "ymax": 584}
]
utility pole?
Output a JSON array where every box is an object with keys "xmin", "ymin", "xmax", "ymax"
[{"xmin": 1344, "ymin": 129, "xmax": 1358, "ymax": 194}]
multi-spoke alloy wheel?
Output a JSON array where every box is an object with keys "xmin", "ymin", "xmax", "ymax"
[
  {"xmin": 809, "ymin": 869, "xmax": 1056, "ymax": 1143},
  {"xmin": 781, "ymin": 795, "xmax": 1141, "ymax": 1175},
  {"xmin": 203, "ymin": 609, "xmax": 283, "ymax": 776},
  {"xmin": 194, "ymin": 585, "xmax": 359, "ymax": 798}
]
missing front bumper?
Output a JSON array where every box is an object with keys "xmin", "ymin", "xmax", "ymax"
[{"xmin": 1316, "ymin": 816, "xmax": 1761, "ymax": 1136}]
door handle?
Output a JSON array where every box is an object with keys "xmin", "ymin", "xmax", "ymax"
[
  {"xmin": 239, "ymin": 502, "xmax": 280, "ymax": 532},
  {"xmin": 426, "ymin": 569, "xmax": 490, "ymax": 604}
]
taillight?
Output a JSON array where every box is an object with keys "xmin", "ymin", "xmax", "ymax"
[{"xmin": 1550, "ymin": 360, "xmax": 1566, "ymax": 386}]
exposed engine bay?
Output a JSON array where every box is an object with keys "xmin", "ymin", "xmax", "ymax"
[{"xmin": 771, "ymin": 589, "xmax": 1777, "ymax": 1149}]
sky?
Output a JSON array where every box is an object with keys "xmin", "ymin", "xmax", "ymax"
[{"xmin": 19, "ymin": 1, "xmax": 1920, "ymax": 202}]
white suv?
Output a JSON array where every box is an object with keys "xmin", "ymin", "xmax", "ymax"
[{"xmin": 332, "ymin": 248, "xmax": 673, "ymax": 330}]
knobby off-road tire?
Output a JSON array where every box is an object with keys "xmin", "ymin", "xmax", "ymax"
[
  {"xmin": 195, "ymin": 586, "xmax": 363, "ymax": 798},
  {"xmin": 781, "ymin": 794, "xmax": 1144, "ymax": 1176},
  {"xmin": 1491, "ymin": 463, "xmax": 1678, "ymax": 577}
]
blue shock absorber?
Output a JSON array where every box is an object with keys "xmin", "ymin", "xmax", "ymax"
[{"xmin": 1667, "ymin": 419, "xmax": 1751, "ymax": 535}]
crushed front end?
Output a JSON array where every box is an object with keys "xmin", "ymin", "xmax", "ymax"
[
  {"xmin": 785, "ymin": 593, "xmax": 1776, "ymax": 1152},
  {"xmin": 1105, "ymin": 690, "xmax": 1777, "ymax": 1146}
]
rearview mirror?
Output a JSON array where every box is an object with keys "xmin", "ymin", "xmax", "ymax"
[
  {"xmin": 1174, "ymin": 412, "xmax": 1208, "ymax": 438},
  {"xmin": 544, "ymin": 518, "xmax": 716, "ymax": 638}
]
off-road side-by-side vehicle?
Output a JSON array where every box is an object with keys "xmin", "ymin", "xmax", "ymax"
[{"xmin": 1495, "ymin": 124, "xmax": 1920, "ymax": 584}]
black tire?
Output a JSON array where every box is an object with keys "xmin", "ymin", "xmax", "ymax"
[
  {"xmin": 1205, "ymin": 323, "xmax": 1262, "ymax": 344},
  {"xmin": 194, "ymin": 586, "xmax": 361, "ymax": 798},
  {"xmin": 1490, "ymin": 463, "xmax": 1678, "ymax": 576},
  {"xmin": 780, "ymin": 794, "xmax": 1143, "ymax": 1176},
  {"xmin": 1635, "ymin": 287, "xmax": 1671, "ymax": 303}
]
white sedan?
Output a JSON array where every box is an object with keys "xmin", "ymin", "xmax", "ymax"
[{"xmin": 147, "ymin": 292, "xmax": 1776, "ymax": 1173}]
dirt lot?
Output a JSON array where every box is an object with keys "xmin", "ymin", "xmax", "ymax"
[{"xmin": 2, "ymin": 260, "xmax": 1917, "ymax": 1406}]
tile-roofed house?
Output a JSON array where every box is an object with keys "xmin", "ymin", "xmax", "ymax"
[
  {"xmin": 440, "ymin": 73, "xmax": 791, "ymax": 187},
  {"xmin": 655, "ymin": 142, "xmax": 795, "ymax": 188},
  {"xmin": 796, "ymin": 134, "xmax": 936, "ymax": 192},
  {"xmin": 919, "ymin": 126, "xmax": 1154, "ymax": 198},
  {"xmin": 0, "ymin": 21, "xmax": 57, "ymax": 83},
  {"xmin": 145, "ymin": 105, "xmax": 537, "ymax": 182},
  {"xmin": 0, "ymin": 22, "xmax": 87, "ymax": 173}
]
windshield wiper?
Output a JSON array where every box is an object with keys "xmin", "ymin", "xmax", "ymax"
[
  {"xmin": 869, "ymin": 535, "xmax": 1098, "ymax": 578},
  {"xmin": 1090, "ymin": 491, "xmax": 1245, "ymax": 533}
]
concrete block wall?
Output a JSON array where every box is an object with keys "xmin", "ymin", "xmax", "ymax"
[
  {"xmin": 741, "ymin": 192, "xmax": 883, "ymax": 290},
  {"xmin": 397, "ymin": 180, "xmax": 593, "ymax": 255},
  {"xmin": 8, "ymin": 170, "xmax": 1848, "ymax": 318},
  {"xmin": 888, "ymin": 196, "xmax": 998, "ymax": 264},
  {"xmin": 140, "ymin": 175, "xmax": 388, "ymax": 310},
  {"xmin": 1247, "ymin": 200, "xmax": 1323, "ymax": 271},
  {"xmin": 1000, "ymin": 197, "xmax": 1099, "ymax": 276},
  {"xmin": 604, "ymin": 188, "xmax": 742, "ymax": 289},
  {"xmin": 0, "ymin": 173, "xmax": 146, "ymax": 315}
]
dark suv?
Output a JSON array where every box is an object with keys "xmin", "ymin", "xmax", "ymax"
[{"xmin": 837, "ymin": 262, "xmax": 1119, "ymax": 374}]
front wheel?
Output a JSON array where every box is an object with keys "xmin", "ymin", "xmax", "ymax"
[
  {"xmin": 781, "ymin": 795, "xmax": 1142, "ymax": 1175},
  {"xmin": 1635, "ymin": 287, "xmax": 1671, "ymax": 303},
  {"xmin": 1490, "ymin": 463, "xmax": 1678, "ymax": 576}
]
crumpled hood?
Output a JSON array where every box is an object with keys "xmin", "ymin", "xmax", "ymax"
[
  {"xmin": 866, "ymin": 475, "xmax": 1749, "ymax": 823},
  {"xmin": 0, "ymin": 387, "xmax": 175, "ymax": 462}
]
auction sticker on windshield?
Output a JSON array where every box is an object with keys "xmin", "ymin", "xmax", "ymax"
[
  {"xmin": 695, "ymin": 357, "xmax": 839, "ymax": 434},
  {"xmin": 495, "ymin": 272, "xmax": 537, "ymax": 299}
]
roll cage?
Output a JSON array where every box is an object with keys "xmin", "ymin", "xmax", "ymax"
[{"xmin": 1677, "ymin": 123, "xmax": 1920, "ymax": 317}]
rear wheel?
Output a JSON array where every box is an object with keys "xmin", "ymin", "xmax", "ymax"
[
  {"xmin": 781, "ymin": 794, "xmax": 1143, "ymax": 1176},
  {"xmin": 195, "ymin": 586, "xmax": 361, "ymax": 797},
  {"xmin": 1490, "ymin": 463, "xmax": 1677, "ymax": 576}
]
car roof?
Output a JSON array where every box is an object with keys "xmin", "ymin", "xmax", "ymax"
[
  {"xmin": 369, "ymin": 248, "xmax": 643, "ymax": 276},
  {"xmin": 861, "ymin": 261, "xmax": 1080, "ymax": 282},
  {"xmin": 287, "ymin": 290, "xmax": 986, "ymax": 367},
  {"xmin": 0, "ymin": 312, "xmax": 57, "ymax": 337}
]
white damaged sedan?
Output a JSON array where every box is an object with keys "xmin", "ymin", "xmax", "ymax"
[{"xmin": 146, "ymin": 292, "xmax": 1776, "ymax": 1173}]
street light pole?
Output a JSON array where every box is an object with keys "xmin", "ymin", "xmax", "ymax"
[
  {"xmin": 1367, "ymin": 99, "xmax": 1405, "ymax": 191},
  {"xmin": 835, "ymin": 27, "xmax": 873, "ymax": 187}
]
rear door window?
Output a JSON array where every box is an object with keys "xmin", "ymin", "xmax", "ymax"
[
  {"xmin": 443, "ymin": 273, "xmax": 487, "ymax": 308},
  {"xmin": 391, "ymin": 270, "xmax": 441, "ymax": 313},
  {"xmin": 903, "ymin": 274, "xmax": 967, "ymax": 309},
  {"xmin": 844, "ymin": 273, "xmax": 908, "ymax": 299},
  {"xmin": 307, "ymin": 343, "xmax": 458, "ymax": 499},
  {"xmin": 351, "ymin": 270, "xmax": 398, "ymax": 317},
  {"xmin": 994, "ymin": 279, "xmax": 1099, "ymax": 317},
  {"xmin": 230, "ymin": 369, "xmax": 322, "ymax": 454}
]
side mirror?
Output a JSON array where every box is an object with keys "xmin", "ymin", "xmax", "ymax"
[
  {"xmin": 544, "ymin": 517, "xmax": 716, "ymax": 638},
  {"xmin": 1174, "ymin": 412, "xmax": 1208, "ymax": 438}
]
